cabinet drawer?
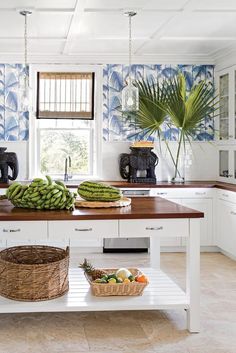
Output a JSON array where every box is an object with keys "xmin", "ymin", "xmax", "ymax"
[
  {"xmin": 0, "ymin": 221, "xmax": 48, "ymax": 244},
  {"xmin": 48, "ymin": 220, "xmax": 119, "ymax": 246},
  {"xmin": 217, "ymin": 189, "xmax": 236, "ymax": 203},
  {"xmin": 119, "ymin": 219, "xmax": 188, "ymax": 238},
  {"xmin": 151, "ymin": 188, "xmax": 214, "ymax": 199}
]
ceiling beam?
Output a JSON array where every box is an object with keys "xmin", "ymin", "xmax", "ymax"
[{"xmin": 62, "ymin": 0, "xmax": 87, "ymax": 55}]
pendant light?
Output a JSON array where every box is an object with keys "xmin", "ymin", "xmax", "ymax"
[
  {"xmin": 19, "ymin": 10, "xmax": 32, "ymax": 112},
  {"xmin": 122, "ymin": 11, "xmax": 139, "ymax": 112}
]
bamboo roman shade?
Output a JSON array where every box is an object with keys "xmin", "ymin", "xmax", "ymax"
[{"xmin": 36, "ymin": 72, "xmax": 95, "ymax": 119}]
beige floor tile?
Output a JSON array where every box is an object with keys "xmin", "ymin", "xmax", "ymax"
[{"xmin": 0, "ymin": 252, "xmax": 236, "ymax": 353}]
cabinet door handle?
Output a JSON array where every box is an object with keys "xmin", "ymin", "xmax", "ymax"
[
  {"xmin": 146, "ymin": 226, "xmax": 163, "ymax": 231},
  {"xmin": 3, "ymin": 228, "xmax": 21, "ymax": 233},
  {"xmin": 230, "ymin": 211, "xmax": 236, "ymax": 216},
  {"xmin": 74, "ymin": 228, "xmax": 92, "ymax": 232},
  {"xmin": 156, "ymin": 192, "xmax": 167, "ymax": 195},
  {"xmin": 195, "ymin": 192, "xmax": 206, "ymax": 195}
]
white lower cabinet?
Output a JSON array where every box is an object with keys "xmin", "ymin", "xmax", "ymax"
[
  {"xmin": 179, "ymin": 199, "xmax": 213, "ymax": 246},
  {"xmin": 119, "ymin": 218, "xmax": 188, "ymax": 247},
  {"xmin": 48, "ymin": 220, "xmax": 118, "ymax": 247},
  {"xmin": 150, "ymin": 188, "xmax": 214, "ymax": 247},
  {"xmin": 217, "ymin": 199, "xmax": 236, "ymax": 257},
  {"xmin": 0, "ymin": 221, "xmax": 48, "ymax": 246}
]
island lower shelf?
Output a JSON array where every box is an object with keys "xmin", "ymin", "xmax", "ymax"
[{"xmin": 0, "ymin": 268, "xmax": 188, "ymax": 313}]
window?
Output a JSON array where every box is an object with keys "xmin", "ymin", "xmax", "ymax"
[
  {"xmin": 33, "ymin": 68, "xmax": 99, "ymax": 180},
  {"xmin": 37, "ymin": 72, "xmax": 94, "ymax": 119}
]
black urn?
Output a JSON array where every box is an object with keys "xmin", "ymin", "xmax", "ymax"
[
  {"xmin": 119, "ymin": 147, "xmax": 158, "ymax": 184},
  {"xmin": 0, "ymin": 147, "xmax": 19, "ymax": 184}
]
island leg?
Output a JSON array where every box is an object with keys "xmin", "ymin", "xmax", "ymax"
[
  {"xmin": 186, "ymin": 218, "xmax": 200, "ymax": 333},
  {"xmin": 150, "ymin": 235, "xmax": 160, "ymax": 269}
]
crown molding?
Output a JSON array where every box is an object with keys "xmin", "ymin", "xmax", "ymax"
[
  {"xmin": 0, "ymin": 53, "xmax": 215, "ymax": 65},
  {"xmin": 213, "ymin": 44, "xmax": 236, "ymax": 71}
]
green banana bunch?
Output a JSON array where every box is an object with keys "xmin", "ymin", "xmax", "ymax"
[{"xmin": 4, "ymin": 176, "xmax": 77, "ymax": 211}]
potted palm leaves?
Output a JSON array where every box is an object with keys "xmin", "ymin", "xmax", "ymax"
[{"xmin": 133, "ymin": 73, "xmax": 218, "ymax": 183}]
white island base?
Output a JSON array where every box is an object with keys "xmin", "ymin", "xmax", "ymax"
[
  {"xmin": 0, "ymin": 199, "xmax": 201, "ymax": 333},
  {"xmin": 0, "ymin": 219, "xmax": 200, "ymax": 333}
]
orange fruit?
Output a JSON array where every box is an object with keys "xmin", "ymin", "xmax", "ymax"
[{"xmin": 136, "ymin": 275, "xmax": 148, "ymax": 283}]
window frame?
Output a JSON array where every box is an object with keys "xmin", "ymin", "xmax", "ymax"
[
  {"xmin": 36, "ymin": 72, "xmax": 95, "ymax": 120},
  {"xmin": 29, "ymin": 64, "xmax": 102, "ymax": 180}
]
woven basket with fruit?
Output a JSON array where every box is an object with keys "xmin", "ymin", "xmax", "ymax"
[{"xmin": 79, "ymin": 259, "xmax": 149, "ymax": 297}]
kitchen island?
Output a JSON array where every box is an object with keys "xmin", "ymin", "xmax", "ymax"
[{"xmin": 0, "ymin": 197, "xmax": 203, "ymax": 333}]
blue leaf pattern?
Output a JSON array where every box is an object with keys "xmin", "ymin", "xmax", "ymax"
[
  {"xmin": 103, "ymin": 64, "xmax": 215, "ymax": 141},
  {"xmin": 0, "ymin": 64, "xmax": 29, "ymax": 141}
]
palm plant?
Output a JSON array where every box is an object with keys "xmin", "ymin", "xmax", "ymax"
[
  {"xmin": 160, "ymin": 73, "xmax": 218, "ymax": 181},
  {"xmin": 132, "ymin": 73, "xmax": 218, "ymax": 182},
  {"xmin": 131, "ymin": 78, "xmax": 168, "ymax": 141}
]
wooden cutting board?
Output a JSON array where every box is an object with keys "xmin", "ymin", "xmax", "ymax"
[{"xmin": 75, "ymin": 197, "xmax": 131, "ymax": 208}]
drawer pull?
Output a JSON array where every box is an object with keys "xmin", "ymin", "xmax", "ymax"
[
  {"xmin": 3, "ymin": 228, "xmax": 21, "ymax": 233},
  {"xmin": 156, "ymin": 193, "xmax": 167, "ymax": 196},
  {"xmin": 74, "ymin": 228, "xmax": 92, "ymax": 232},
  {"xmin": 222, "ymin": 194, "xmax": 229, "ymax": 197},
  {"xmin": 230, "ymin": 211, "xmax": 236, "ymax": 216},
  {"xmin": 146, "ymin": 226, "xmax": 163, "ymax": 231},
  {"xmin": 195, "ymin": 192, "xmax": 206, "ymax": 195}
]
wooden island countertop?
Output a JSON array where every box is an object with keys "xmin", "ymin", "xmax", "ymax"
[{"xmin": 0, "ymin": 197, "xmax": 204, "ymax": 221}]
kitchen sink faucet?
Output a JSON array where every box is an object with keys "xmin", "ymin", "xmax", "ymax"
[{"xmin": 64, "ymin": 156, "xmax": 72, "ymax": 182}]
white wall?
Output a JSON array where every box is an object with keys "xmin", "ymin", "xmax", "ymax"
[
  {"xmin": 0, "ymin": 139, "xmax": 218, "ymax": 182},
  {"xmin": 102, "ymin": 141, "xmax": 218, "ymax": 181}
]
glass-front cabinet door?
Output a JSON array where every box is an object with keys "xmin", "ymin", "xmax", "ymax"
[
  {"xmin": 219, "ymin": 73, "xmax": 229, "ymax": 140},
  {"xmin": 219, "ymin": 150, "xmax": 229, "ymax": 178}
]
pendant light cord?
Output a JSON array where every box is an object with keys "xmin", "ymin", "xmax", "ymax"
[
  {"xmin": 128, "ymin": 14, "xmax": 132, "ymax": 85},
  {"xmin": 24, "ymin": 14, "xmax": 28, "ymax": 69}
]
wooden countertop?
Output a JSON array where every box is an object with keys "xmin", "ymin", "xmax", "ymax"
[
  {"xmin": 1, "ymin": 180, "xmax": 236, "ymax": 192},
  {"xmin": 0, "ymin": 197, "xmax": 204, "ymax": 221}
]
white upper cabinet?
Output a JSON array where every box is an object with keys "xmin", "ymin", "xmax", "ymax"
[
  {"xmin": 218, "ymin": 67, "xmax": 235, "ymax": 142},
  {"xmin": 219, "ymin": 72, "xmax": 230, "ymax": 141},
  {"xmin": 217, "ymin": 66, "xmax": 236, "ymax": 183}
]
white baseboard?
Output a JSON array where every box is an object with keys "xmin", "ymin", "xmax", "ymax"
[{"xmin": 219, "ymin": 248, "xmax": 236, "ymax": 261}]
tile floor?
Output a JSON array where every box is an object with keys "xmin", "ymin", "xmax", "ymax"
[{"xmin": 0, "ymin": 251, "xmax": 236, "ymax": 353}]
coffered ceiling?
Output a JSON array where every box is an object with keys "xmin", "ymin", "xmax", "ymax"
[{"xmin": 0, "ymin": 0, "xmax": 236, "ymax": 64}]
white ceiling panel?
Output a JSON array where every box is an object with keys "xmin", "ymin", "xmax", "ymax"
[
  {"xmin": 77, "ymin": 12, "xmax": 172, "ymax": 38},
  {"xmin": 0, "ymin": 0, "xmax": 76, "ymax": 9},
  {"xmin": 141, "ymin": 39, "xmax": 233, "ymax": 55},
  {"xmin": 193, "ymin": 0, "xmax": 236, "ymax": 10},
  {"xmin": 162, "ymin": 12, "xmax": 236, "ymax": 37},
  {"xmin": 70, "ymin": 39, "xmax": 145, "ymax": 54},
  {"xmin": 0, "ymin": 12, "xmax": 72, "ymax": 38},
  {"xmin": 85, "ymin": 0, "xmax": 188, "ymax": 11}
]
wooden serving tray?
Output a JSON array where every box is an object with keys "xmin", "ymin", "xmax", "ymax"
[{"xmin": 75, "ymin": 197, "xmax": 131, "ymax": 208}]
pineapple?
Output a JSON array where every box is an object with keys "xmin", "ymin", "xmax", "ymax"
[{"xmin": 79, "ymin": 258, "xmax": 106, "ymax": 280}]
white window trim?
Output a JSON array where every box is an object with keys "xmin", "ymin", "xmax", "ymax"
[{"xmin": 29, "ymin": 64, "xmax": 103, "ymax": 180}]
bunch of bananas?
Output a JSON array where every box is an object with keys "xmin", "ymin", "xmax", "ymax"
[{"xmin": 5, "ymin": 176, "xmax": 77, "ymax": 210}]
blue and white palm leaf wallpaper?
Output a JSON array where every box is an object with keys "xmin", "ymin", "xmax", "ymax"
[
  {"xmin": 103, "ymin": 64, "xmax": 215, "ymax": 142},
  {"xmin": 0, "ymin": 64, "xmax": 29, "ymax": 141}
]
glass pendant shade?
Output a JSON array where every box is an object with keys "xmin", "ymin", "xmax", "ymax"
[
  {"xmin": 121, "ymin": 11, "xmax": 139, "ymax": 112},
  {"xmin": 20, "ymin": 71, "xmax": 31, "ymax": 111},
  {"xmin": 122, "ymin": 82, "xmax": 139, "ymax": 112}
]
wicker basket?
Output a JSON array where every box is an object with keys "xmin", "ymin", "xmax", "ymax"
[
  {"xmin": 84, "ymin": 268, "xmax": 148, "ymax": 296},
  {"xmin": 0, "ymin": 245, "xmax": 69, "ymax": 301}
]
